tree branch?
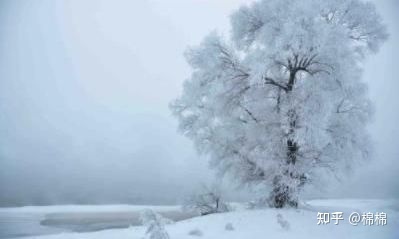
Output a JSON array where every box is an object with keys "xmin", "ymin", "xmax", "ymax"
[
  {"xmin": 264, "ymin": 76, "xmax": 288, "ymax": 92},
  {"xmin": 239, "ymin": 104, "xmax": 259, "ymax": 123}
]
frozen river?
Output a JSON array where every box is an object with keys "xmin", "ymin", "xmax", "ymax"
[{"xmin": 0, "ymin": 205, "xmax": 197, "ymax": 238}]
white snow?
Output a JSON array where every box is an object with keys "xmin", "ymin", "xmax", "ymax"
[{"xmin": 10, "ymin": 199, "xmax": 398, "ymax": 239}]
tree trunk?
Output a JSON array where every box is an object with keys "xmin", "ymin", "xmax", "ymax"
[
  {"xmin": 270, "ymin": 179, "xmax": 298, "ymax": 208},
  {"xmin": 269, "ymin": 70, "xmax": 300, "ymax": 208},
  {"xmin": 269, "ymin": 138, "xmax": 300, "ymax": 208},
  {"xmin": 269, "ymin": 140, "xmax": 299, "ymax": 209}
]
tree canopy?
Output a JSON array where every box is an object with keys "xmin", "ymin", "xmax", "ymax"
[{"xmin": 171, "ymin": 0, "xmax": 387, "ymax": 207}]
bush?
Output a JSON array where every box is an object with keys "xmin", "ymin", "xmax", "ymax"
[
  {"xmin": 183, "ymin": 184, "xmax": 230, "ymax": 216},
  {"xmin": 140, "ymin": 209, "xmax": 170, "ymax": 239}
]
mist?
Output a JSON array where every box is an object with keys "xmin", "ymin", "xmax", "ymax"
[{"xmin": 0, "ymin": 0, "xmax": 398, "ymax": 207}]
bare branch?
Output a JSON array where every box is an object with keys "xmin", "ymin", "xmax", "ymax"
[
  {"xmin": 239, "ymin": 104, "xmax": 259, "ymax": 123},
  {"xmin": 214, "ymin": 42, "xmax": 250, "ymax": 80},
  {"xmin": 264, "ymin": 76, "xmax": 288, "ymax": 92}
]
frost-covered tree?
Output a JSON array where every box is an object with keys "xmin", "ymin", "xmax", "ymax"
[
  {"xmin": 171, "ymin": 0, "xmax": 387, "ymax": 208},
  {"xmin": 140, "ymin": 209, "xmax": 171, "ymax": 239},
  {"xmin": 183, "ymin": 184, "xmax": 230, "ymax": 216}
]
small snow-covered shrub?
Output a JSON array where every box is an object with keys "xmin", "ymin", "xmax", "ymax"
[
  {"xmin": 183, "ymin": 184, "xmax": 230, "ymax": 216},
  {"xmin": 225, "ymin": 222, "xmax": 234, "ymax": 231},
  {"xmin": 188, "ymin": 229, "xmax": 203, "ymax": 236},
  {"xmin": 140, "ymin": 209, "xmax": 170, "ymax": 239},
  {"xmin": 276, "ymin": 213, "xmax": 290, "ymax": 230}
]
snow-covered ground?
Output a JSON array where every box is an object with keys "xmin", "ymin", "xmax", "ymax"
[{"xmin": 1, "ymin": 199, "xmax": 398, "ymax": 239}]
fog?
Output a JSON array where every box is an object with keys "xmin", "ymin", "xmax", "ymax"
[{"xmin": 0, "ymin": 0, "xmax": 397, "ymax": 207}]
